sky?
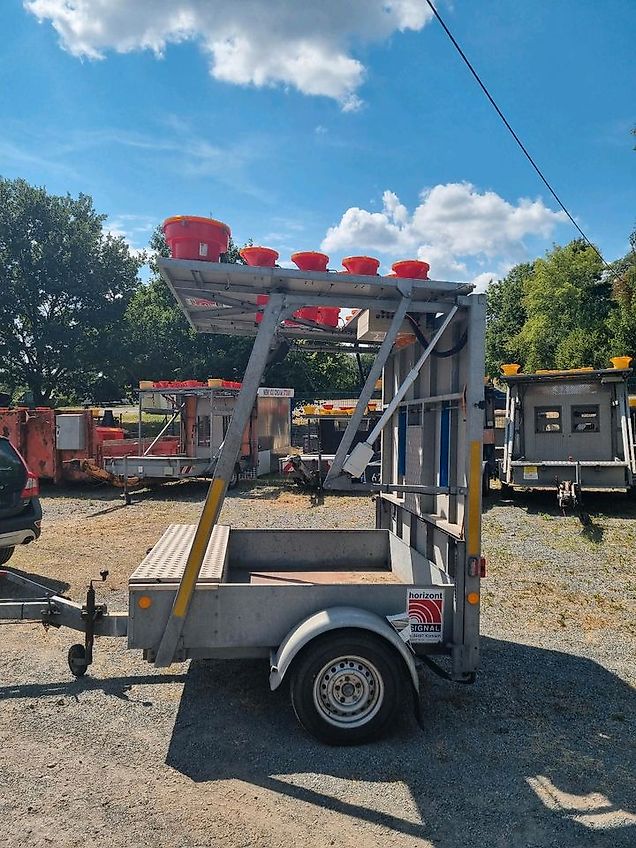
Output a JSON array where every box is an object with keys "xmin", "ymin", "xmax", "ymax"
[{"xmin": 2, "ymin": 0, "xmax": 635, "ymax": 289}]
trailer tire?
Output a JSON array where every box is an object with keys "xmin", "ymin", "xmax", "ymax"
[
  {"xmin": 290, "ymin": 630, "xmax": 403, "ymax": 745},
  {"xmin": 68, "ymin": 644, "xmax": 88, "ymax": 677},
  {"xmin": 228, "ymin": 465, "xmax": 240, "ymax": 490},
  {"xmin": 0, "ymin": 546, "xmax": 15, "ymax": 565}
]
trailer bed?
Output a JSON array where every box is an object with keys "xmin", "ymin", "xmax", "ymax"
[{"xmin": 127, "ymin": 526, "xmax": 454, "ymax": 658}]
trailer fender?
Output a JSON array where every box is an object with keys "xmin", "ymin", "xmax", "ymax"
[{"xmin": 269, "ymin": 606, "xmax": 419, "ymax": 693}]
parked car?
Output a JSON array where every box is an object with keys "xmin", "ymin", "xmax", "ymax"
[{"xmin": 0, "ymin": 436, "xmax": 42, "ymax": 564}]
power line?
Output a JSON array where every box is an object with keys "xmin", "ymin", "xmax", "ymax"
[{"xmin": 423, "ymin": 0, "xmax": 608, "ymax": 267}]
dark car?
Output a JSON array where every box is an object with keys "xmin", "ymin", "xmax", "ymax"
[{"xmin": 0, "ymin": 436, "xmax": 42, "ymax": 565}]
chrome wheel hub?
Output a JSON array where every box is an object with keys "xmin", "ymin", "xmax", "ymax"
[{"xmin": 313, "ymin": 655, "xmax": 384, "ymax": 727}]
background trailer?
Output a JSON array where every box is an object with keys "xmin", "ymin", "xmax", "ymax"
[
  {"xmin": 104, "ymin": 382, "xmax": 293, "ymax": 486},
  {"xmin": 498, "ymin": 362, "xmax": 636, "ymax": 495},
  {"xmin": 283, "ymin": 403, "xmax": 382, "ymax": 490}
]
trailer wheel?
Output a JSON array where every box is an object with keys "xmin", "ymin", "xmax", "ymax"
[
  {"xmin": 68, "ymin": 644, "xmax": 88, "ymax": 678},
  {"xmin": 228, "ymin": 464, "xmax": 240, "ymax": 490},
  {"xmin": 290, "ymin": 630, "xmax": 403, "ymax": 745},
  {"xmin": 0, "ymin": 546, "xmax": 15, "ymax": 565}
]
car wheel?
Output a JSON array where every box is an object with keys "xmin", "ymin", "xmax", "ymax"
[
  {"xmin": 290, "ymin": 630, "xmax": 404, "ymax": 745},
  {"xmin": 0, "ymin": 547, "xmax": 15, "ymax": 565}
]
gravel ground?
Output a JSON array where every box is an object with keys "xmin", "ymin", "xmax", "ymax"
[{"xmin": 0, "ymin": 480, "xmax": 634, "ymax": 848}]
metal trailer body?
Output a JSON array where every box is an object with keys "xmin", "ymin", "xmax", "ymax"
[
  {"xmin": 499, "ymin": 368, "xmax": 636, "ymax": 491},
  {"xmin": 1, "ymin": 259, "xmax": 486, "ymax": 742},
  {"xmin": 139, "ymin": 259, "xmax": 485, "ymax": 681},
  {"xmin": 103, "ymin": 385, "xmax": 293, "ymax": 482}
]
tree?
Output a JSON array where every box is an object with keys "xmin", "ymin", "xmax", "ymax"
[
  {"xmin": 0, "ymin": 177, "xmax": 143, "ymax": 403},
  {"xmin": 515, "ymin": 240, "xmax": 609, "ymax": 371},
  {"xmin": 606, "ymin": 230, "xmax": 636, "ymax": 359},
  {"xmin": 485, "ymin": 262, "xmax": 533, "ymax": 377},
  {"xmin": 122, "ymin": 227, "xmax": 254, "ymax": 385}
]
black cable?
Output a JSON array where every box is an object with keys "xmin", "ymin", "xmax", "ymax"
[
  {"xmin": 423, "ymin": 0, "xmax": 608, "ymax": 267},
  {"xmin": 406, "ymin": 314, "xmax": 468, "ymax": 357}
]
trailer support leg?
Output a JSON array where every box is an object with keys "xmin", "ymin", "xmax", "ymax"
[{"xmin": 154, "ymin": 294, "xmax": 287, "ymax": 668}]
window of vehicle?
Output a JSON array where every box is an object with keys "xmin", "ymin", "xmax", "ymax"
[
  {"xmin": 572, "ymin": 405, "xmax": 600, "ymax": 433},
  {"xmin": 535, "ymin": 407, "xmax": 562, "ymax": 433}
]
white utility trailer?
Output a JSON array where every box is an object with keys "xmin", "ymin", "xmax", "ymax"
[
  {"xmin": 104, "ymin": 383, "xmax": 293, "ymax": 491},
  {"xmin": 498, "ymin": 365, "xmax": 636, "ymax": 508},
  {"xmin": 0, "ymin": 261, "xmax": 486, "ymax": 744}
]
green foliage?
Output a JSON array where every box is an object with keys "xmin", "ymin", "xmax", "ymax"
[
  {"xmin": 517, "ymin": 240, "xmax": 608, "ymax": 371},
  {"xmin": 0, "ymin": 177, "xmax": 143, "ymax": 403},
  {"xmin": 606, "ymin": 231, "xmax": 636, "ymax": 358},
  {"xmin": 485, "ymin": 239, "xmax": 624, "ymax": 376},
  {"xmin": 266, "ymin": 348, "xmax": 360, "ymax": 394},
  {"xmin": 485, "ymin": 262, "xmax": 532, "ymax": 377}
]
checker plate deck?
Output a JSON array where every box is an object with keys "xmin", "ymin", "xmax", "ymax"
[{"xmin": 129, "ymin": 524, "xmax": 229, "ymax": 584}]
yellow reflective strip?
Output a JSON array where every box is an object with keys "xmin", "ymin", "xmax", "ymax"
[
  {"xmin": 173, "ymin": 478, "xmax": 225, "ymax": 617},
  {"xmin": 466, "ymin": 440, "xmax": 481, "ymax": 556}
]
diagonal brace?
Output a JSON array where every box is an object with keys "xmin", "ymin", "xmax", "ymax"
[
  {"xmin": 343, "ymin": 306, "xmax": 459, "ymax": 479},
  {"xmin": 154, "ymin": 294, "xmax": 287, "ymax": 667},
  {"xmin": 324, "ymin": 295, "xmax": 412, "ymax": 489}
]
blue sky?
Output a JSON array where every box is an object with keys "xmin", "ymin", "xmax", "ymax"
[{"xmin": 2, "ymin": 0, "xmax": 634, "ymax": 287}]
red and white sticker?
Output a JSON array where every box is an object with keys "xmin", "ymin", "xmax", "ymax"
[{"xmin": 407, "ymin": 589, "xmax": 444, "ymax": 643}]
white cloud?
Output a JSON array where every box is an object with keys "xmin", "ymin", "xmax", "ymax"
[
  {"xmin": 24, "ymin": 0, "xmax": 434, "ymax": 109},
  {"xmin": 321, "ymin": 183, "xmax": 568, "ymax": 281},
  {"xmin": 104, "ymin": 215, "xmax": 151, "ymax": 260},
  {"xmin": 470, "ymin": 271, "xmax": 499, "ymax": 293}
]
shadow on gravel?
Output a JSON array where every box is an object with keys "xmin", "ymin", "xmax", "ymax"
[
  {"xmin": 1, "ymin": 565, "xmax": 69, "ymax": 595},
  {"xmin": 165, "ymin": 639, "xmax": 635, "ymax": 848},
  {"xmin": 484, "ymin": 487, "xmax": 636, "ymax": 522},
  {"xmin": 0, "ymin": 673, "xmax": 187, "ymax": 702}
]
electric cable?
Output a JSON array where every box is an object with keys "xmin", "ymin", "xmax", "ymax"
[{"xmin": 423, "ymin": 0, "xmax": 608, "ymax": 267}]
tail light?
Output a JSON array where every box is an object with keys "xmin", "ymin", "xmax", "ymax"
[
  {"xmin": 468, "ymin": 556, "xmax": 487, "ymax": 578},
  {"xmin": 21, "ymin": 471, "xmax": 40, "ymax": 499}
]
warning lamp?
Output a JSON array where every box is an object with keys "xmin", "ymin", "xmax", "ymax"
[
  {"xmin": 392, "ymin": 259, "xmax": 430, "ymax": 280},
  {"xmin": 466, "ymin": 592, "xmax": 480, "ymax": 605},
  {"xmin": 342, "ymin": 256, "xmax": 380, "ymax": 276},
  {"xmin": 163, "ymin": 216, "xmax": 230, "ymax": 262},
  {"xmin": 137, "ymin": 595, "xmax": 153, "ymax": 609},
  {"xmin": 240, "ymin": 246, "xmax": 279, "ymax": 267},
  {"xmin": 610, "ymin": 356, "xmax": 632, "ymax": 370}
]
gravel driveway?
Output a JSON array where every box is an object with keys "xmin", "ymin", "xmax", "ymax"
[{"xmin": 0, "ymin": 481, "xmax": 634, "ymax": 848}]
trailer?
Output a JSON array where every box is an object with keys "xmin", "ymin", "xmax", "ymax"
[
  {"xmin": 498, "ymin": 362, "xmax": 636, "ymax": 507},
  {"xmin": 0, "ymin": 260, "xmax": 485, "ymax": 744},
  {"xmin": 103, "ymin": 382, "xmax": 293, "ymax": 490},
  {"xmin": 283, "ymin": 404, "xmax": 382, "ymax": 490}
]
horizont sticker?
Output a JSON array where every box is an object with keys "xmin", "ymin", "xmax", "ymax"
[{"xmin": 407, "ymin": 589, "xmax": 444, "ymax": 643}]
